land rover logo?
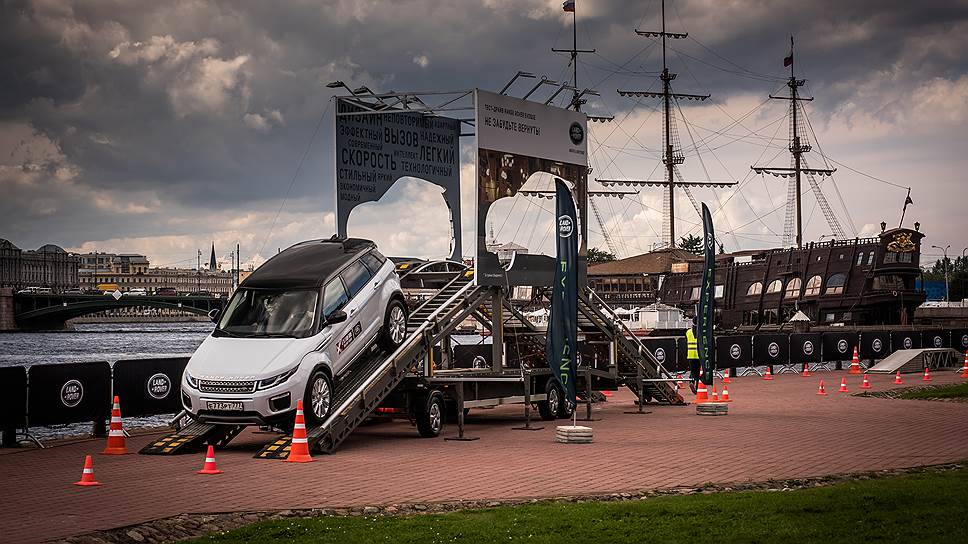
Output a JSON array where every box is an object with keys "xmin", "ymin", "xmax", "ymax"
[
  {"xmin": 147, "ymin": 373, "xmax": 172, "ymax": 400},
  {"xmin": 558, "ymin": 215, "xmax": 574, "ymax": 238},
  {"xmin": 933, "ymin": 336, "xmax": 943, "ymax": 348},
  {"xmin": 61, "ymin": 379, "xmax": 83, "ymax": 408},
  {"xmin": 962, "ymin": 334, "xmax": 968, "ymax": 348},
  {"xmin": 903, "ymin": 337, "xmax": 913, "ymax": 349},
  {"xmin": 837, "ymin": 339, "xmax": 849, "ymax": 354},
  {"xmin": 569, "ymin": 121, "xmax": 584, "ymax": 145},
  {"xmin": 768, "ymin": 342, "xmax": 780, "ymax": 358},
  {"xmin": 654, "ymin": 348, "xmax": 666, "ymax": 363},
  {"xmin": 730, "ymin": 344, "xmax": 742, "ymax": 360},
  {"xmin": 803, "ymin": 341, "xmax": 815, "ymax": 356},
  {"xmin": 872, "ymin": 339, "xmax": 883, "ymax": 352}
]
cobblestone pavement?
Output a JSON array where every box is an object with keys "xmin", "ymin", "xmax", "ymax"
[{"xmin": 2, "ymin": 370, "xmax": 967, "ymax": 543}]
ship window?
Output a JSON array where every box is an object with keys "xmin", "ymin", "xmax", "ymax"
[
  {"xmin": 867, "ymin": 252, "xmax": 875, "ymax": 265},
  {"xmin": 804, "ymin": 275, "xmax": 823, "ymax": 296},
  {"xmin": 825, "ymin": 273, "xmax": 846, "ymax": 295},
  {"xmin": 690, "ymin": 287, "xmax": 700, "ymax": 300},
  {"xmin": 856, "ymin": 252, "xmax": 865, "ymax": 265},
  {"xmin": 747, "ymin": 282, "xmax": 763, "ymax": 296},
  {"xmin": 715, "ymin": 285, "xmax": 724, "ymax": 298},
  {"xmin": 784, "ymin": 278, "xmax": 802, "ymax": 298},
  {"xmin": 766, "ymin": 279, "xmax": 783, "ymax": 294},
  {"xmin": 873, "ymin": 274, "xmax": 904, "ymax": 290},
  {"xmin": 839, "ymin": 253, "xmax": 845, "ymax": 260}
]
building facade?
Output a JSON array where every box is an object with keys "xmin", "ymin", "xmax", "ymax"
[
  {"xmin": 0, "ymin": 239, "xmax": 80, "ymax": 292},
  {"xmin": 76, "ymin": 251, "xmax": 234, "ymax": 296}
]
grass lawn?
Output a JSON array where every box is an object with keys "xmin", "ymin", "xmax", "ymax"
[
  {"xmin": 900, "ymin": 382, "xmax": 968, "ymax": 400},
  {"xmin": 192, "ymin": 467, "xmax": 968, "ymax": 544}
]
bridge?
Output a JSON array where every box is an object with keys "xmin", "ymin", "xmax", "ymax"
[{"xmin": 0, "ymin": 290, "xmax": 226, "ymax": 331}]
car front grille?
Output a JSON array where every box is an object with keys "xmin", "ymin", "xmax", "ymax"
[{"xmin": 199, "ymin": 379, "xmax": 256, "ymax": 393}]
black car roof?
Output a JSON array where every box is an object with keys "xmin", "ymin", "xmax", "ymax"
[{"xmin": 241, "ymin": 237, "xmax": 376, "ymax": 289}]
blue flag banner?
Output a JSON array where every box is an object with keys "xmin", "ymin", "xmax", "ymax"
[
  {"xmin": 547, "ymin": 178, "xmax": 579, "ymax": 405},
  {"xmin": 698, "ymin": 203, "xmax": 716, "ymax": 385}
]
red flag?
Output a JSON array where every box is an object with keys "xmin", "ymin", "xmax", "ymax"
[
  {"xmin": 562, "ymin": 0, "xmax": 575, "ymax": 12},
  {"xmin": 783, "ymin": 54, "xmax": 793, "ymax": 67}
]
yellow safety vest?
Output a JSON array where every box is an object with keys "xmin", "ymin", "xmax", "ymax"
[{"xmin": 686, "ymin": 328, "xmax": 699, "ymax": 360}]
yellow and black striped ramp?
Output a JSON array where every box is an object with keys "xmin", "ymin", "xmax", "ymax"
[
  {"xmin": 139, "ymin": 422, "xmax": 237, "ymax": 455},
  {"xmin": 254, "ymin": 435, "xmax": 292, "ymax": 459}
]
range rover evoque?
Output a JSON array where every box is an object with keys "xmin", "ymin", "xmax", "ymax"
[{"xmin": 181, "ymin": 237, "xmax": 408, "ymax": 427}]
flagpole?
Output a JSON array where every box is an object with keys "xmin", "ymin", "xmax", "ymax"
[{"xmin": 898, "ymin": 188, "xmax": 911, "ymax": 228}]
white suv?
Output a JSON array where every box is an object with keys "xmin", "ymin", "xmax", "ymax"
[{"xmin": 180, "ymin": 237, "xmax": 408, "ymax": 426}]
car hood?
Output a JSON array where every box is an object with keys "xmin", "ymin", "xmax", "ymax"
[{"xmin": 186, "ymin": 335, "xmax": 315, "ymax": 380}]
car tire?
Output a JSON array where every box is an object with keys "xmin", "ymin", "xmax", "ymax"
[
  {"xmin": 537, "ymin": 380, "xmax": 563, "ymax": 421},
  {"xmin": 304, "ymin": 370, "xmax": 334, "ymax": 426},
  {"xmin": 415, "ymin": 390, "xmax": 445, "ymax": 438},
  {"xmin": 379, "ymin": 299, "xmax": 408, "ymax": 352}
]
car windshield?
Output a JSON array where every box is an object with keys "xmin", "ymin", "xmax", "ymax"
[{"xmin": 214, "ymin": 288, "xmax": 319, "ymax": 338}]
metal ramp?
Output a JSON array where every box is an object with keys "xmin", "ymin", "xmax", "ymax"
[
  {"xmin": 578, "ymin": 289, "xmax": 684, "ymax": 405},
  {"xmin": 867, "ymin": 348, "xmax": 960, "ymax": 374},
  {"xmin": 139, "ymin": 420, "xmax": 245, "ymax": 455},
  {"xmin": 256, "ymin": 278, "xmax": 485, "ymax": 457}
]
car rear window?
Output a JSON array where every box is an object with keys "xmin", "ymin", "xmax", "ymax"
[
  {"xmin": 361, "ymin": 252, "xmax": 384, "ymax": 275},
  {"xmin": 341, "ymin": 259, "xmax": 372, "ymax": 297}
]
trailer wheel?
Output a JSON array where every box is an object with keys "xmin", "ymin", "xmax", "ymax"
[
  {"xmin": 538, "ymin": 380, "xmax": 562, "ymax": 420},
  {"xmin": 416, "ymin": 391, "xmax": 445, "ymax": 438}
]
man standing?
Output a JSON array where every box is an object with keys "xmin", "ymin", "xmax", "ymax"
[{"xmin": 686, "ymin": 323, "xmax": 700, "ymax": 393}]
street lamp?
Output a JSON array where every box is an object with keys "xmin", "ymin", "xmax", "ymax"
[{"xmin": 931, "ymin": 244, "xmax": 951, "ymax": 303}]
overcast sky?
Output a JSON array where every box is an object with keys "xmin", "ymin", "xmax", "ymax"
[{"xmin": 2, "ymin": 0, "xmax": 966, "ymax": 269}]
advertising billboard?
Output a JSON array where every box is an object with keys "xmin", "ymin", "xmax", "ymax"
[{"xmin": 475, "ymin": 89, "xmax": 588, "ymax": 286}]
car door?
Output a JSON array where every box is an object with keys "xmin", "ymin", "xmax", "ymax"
[
  {"xmin": 320, "ymin": 277, "xmax": 352, "ymax": 376},
  {"xmin": 333, "ymin": 259, "xmax": 376, "ymax": 373}
]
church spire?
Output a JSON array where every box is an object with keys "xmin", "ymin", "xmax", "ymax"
[{"xmin": 209, "ymin": 243, "xmax": 217, "ymax": 271}]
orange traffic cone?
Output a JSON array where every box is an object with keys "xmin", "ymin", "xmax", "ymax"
[
  {"xmin": 196, "ymin": 445, "xmax": 223, "ymax": 474},
  {"xmin": 721, "ymin": 383, "xmax": 732, "ymax": 403},
  {"xmin": 711, "ymin": 386, "xmax": 720, "ymax": 402},
  {"xmin": 802, "ymin": 363, "xmax": 811, "ymax": 377},
  {"xmin": 722, "ymin": 372, "xmax": 731, "ymax": 384},
  {"xmin": 763, "ymin": 366, "xmax": 774, "ymax": 381},
  {"xmin": 848, "ymin": 347, "xmax": 862, "ymax": 374},
  {"xmin": 894, "ymin": 371, "xmax": 903, "ymax": 385},
  {"xmin": 816, "ymin": 379, "xmax": 828, "ymax": 396},
  {"xmin": 101, "ymin": 396, "xmax": 128, "ymax": 455},
  {"xmin": 922, "ymin": 367, "xmax": 932, "ymax": 382},
  {"xmin": 959, "ymin": 352, "xmax": 968, "ymax": 378},
  {"xmin": 860, "ymin": 373, "xmax": 871, "ymax": 389},
  {"xmin": 695, "ymin": 381, "xmax": 710, "ymax": 404},
  {"xmin": 74, "ymin": 455, "xmax": 101, "ymax": 486},
  {"xmin": 603, "ymin": 390, "xmax": 614, "ymax": 397},
  {"xmin": 838, "ymin": 377, "xmax": 849, "ymax": 393},
  {"xmin": 286, "ymin": 399, "xmax": 315, "ymax": 463}
]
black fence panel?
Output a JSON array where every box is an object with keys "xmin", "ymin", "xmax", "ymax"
[
  {"xmin": 891, "ymin": 330, "xmax": 921, "ymax": 351},
  {"xmin": 789, "ymin": 333, "xmax": 823, "ymax": 365},
  {"xmin": 753, "ymin": 333, "xmax": 789, "ymax": 366},
  {"xmin": 27, "ymin": 361, "xmax": 111, "ymax": 426},
  {"xmin": 674, "ymin": 337, "xmax": 692, "ymax": 373},
  {"xmin": 640, "ymin": 337, "xmax": 678, "ymax": 370},
  {"xmin": 577, "ymin": 341, "xmax": 611, "ymax": 370},
  {"xmin": 859, "ymin": 331, "xmax": 891, "ymax": 360},
  {"xmin": 113, "ymin": 357, "xmax": 188, "ymax": 417},
  {"xmin": 821, "ymin": 331, "xmax": 857, "ymax": 362},
  {"xmin": 951, "ymin": 329, "xmax": 968, "ymax": 353},
  {"xmin": 0, "ymin": 366, "xmax": 27, "ymax": 429},
  {"xmin": 921, "ymin": 330, "xmax": 949, "ymax": 350},
  {"xmin": 716, "ymin": 335, "xmax": 752, "ymax": 368}
]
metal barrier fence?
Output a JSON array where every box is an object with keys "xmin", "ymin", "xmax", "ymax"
[{"xmin": 1, "ymin": 357, "xmax": 189, "ymax": 448}]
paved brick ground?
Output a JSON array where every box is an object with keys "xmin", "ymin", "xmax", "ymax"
[{"xmin": 2, "ymin": 370, "xmax": 967, "ymax": 543}]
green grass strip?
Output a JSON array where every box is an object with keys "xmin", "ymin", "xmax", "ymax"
[
  {"xmin": 193, "ymin": 468, "xmax": 968, "ymax": 543},
  {"xmin": 900, "ymin": 382, "xmax": 968, "ymax": 400}
]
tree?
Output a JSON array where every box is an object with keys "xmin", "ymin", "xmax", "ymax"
[
  {"xmin": 587, "ymin": 247, "xmax": 616, "ymax": 265},
  {"xmin": 679, "ymin": 234, "xmax": 703, "ymax": 255}
]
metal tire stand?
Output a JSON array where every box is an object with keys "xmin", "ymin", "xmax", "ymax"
[
  {"xmin": 624, "ymin": 366, "xmax": 652, "ymax": 415},
  {"xmin": 511, "ymin": 370, "xmax": 543, "ymax": 431},
  {"xmin": 445, "ymin": 381, "xmax": 479, "ymax": 441},
  {"xmin": 577, "ymin": 367, "xmax": 600, "ymax": 422}
]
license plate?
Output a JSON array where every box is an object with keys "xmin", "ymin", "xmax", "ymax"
[{"xmin": 207, "ymin": 401, "xmax": 244, "ymax": 411}]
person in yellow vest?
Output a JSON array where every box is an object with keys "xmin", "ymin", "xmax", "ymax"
[{"xmin": 686, "ymin": 324, "xmax": 700, "ymax": 394}]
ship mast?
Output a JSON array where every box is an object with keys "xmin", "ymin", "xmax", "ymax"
[
  {"xmin": 606, "ymin": 0, "xmax": 734, "ymax": 249},
  {"xmin": 752, "ymin": 37, "xmax": 837, "ymax": 248}
]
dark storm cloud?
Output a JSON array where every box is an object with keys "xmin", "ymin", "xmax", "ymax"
[{"xmin": 1, "ymin": 0, "xmax": 966, "ymax": 257}]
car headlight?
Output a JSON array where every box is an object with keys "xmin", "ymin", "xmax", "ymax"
[
  {"xmin": 256, "ymin": 366, "xmax": 300, "ymax": 391},
  {"xmin": 185, "ymin": 372, "xmax": 198, "ymax": 389}
]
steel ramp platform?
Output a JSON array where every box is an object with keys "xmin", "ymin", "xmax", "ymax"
[
  {"xmin": 139, "ymin": 421, "xmax": 245, "ymax": 455},
  {"xmin": 867, "ymin": 348, "xmax": 959, "ymax": 374}
]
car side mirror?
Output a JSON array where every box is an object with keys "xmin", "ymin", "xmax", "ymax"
[
  {"xmin": 325, "ymin": 310, "xmax": 348, "ymax": 326},
  {"xmin": 208, "ymin": 308, "xmax": 221, "ymax": 323}
]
